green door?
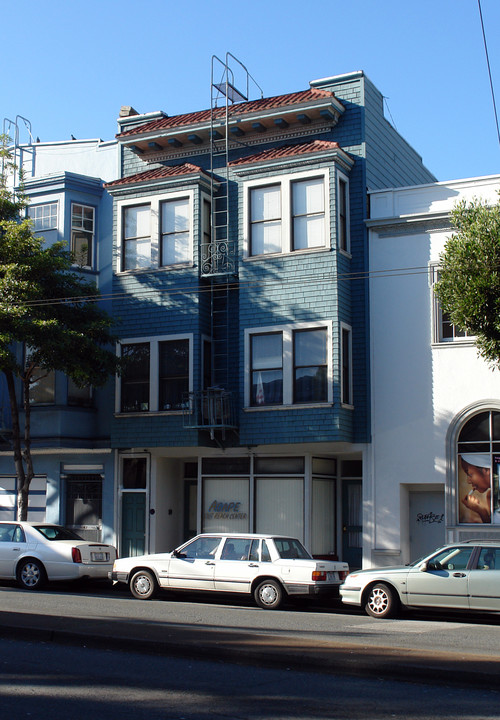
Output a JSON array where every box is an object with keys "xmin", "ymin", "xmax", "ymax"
[
  {"xmin": 342, "ymin": 477, "xmax": 362, "ymax": 570},
  {"xmin": 121, "ymin": 492, "xmax": 146, "ymax": 557}
]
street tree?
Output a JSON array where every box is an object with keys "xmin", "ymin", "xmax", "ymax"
[
  {"xmin": 0, "ymin": 137, "xmax": 120, "ymax": 520},
  {"xmin": 435, "ymin": 194, "xmax": 500, "ymax": 368}
]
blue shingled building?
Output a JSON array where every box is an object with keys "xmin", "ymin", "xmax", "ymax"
[{"xmin": 1, "ymin": 64, "xmax": 435, "ymax": 567}]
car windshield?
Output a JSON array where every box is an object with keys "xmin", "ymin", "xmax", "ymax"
[
  {"xmin": 274, "ymin": 538, "xmax": 311, "ymax": 560},
  {"xmin": 34, "ymin": 525, "xmax": 84, "ymax": 541}
]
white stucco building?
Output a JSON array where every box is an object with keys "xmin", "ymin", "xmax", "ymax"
[{"xmin": 366, "ymin": 175, "xmax": 500, "ymax": 568}]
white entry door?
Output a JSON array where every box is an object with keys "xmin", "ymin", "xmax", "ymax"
[{"xmin": 409, "ymin": 490, "xmax": 445, "ymax": 562}]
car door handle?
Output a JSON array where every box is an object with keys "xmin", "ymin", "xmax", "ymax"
[
  {"xmin": 248, "ymin": 563, "xmax": 259, "ymax": 567},
  {"xmin": 205, "ymin": 561, "xmax": 215, "ymax": 565},
  {"xmin": 453, "ymin": 572, "xmax": 466, "ymax": 578}
]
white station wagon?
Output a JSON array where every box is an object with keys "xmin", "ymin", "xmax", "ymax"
[
  {"xmin": 111, "ymin": 533, "xmax": 349, "ymax": 609},
  {"xmin": 0, "ymin": 521, "xmax": 117, "ymax": 590}
]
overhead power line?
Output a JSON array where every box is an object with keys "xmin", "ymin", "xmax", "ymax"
[
  {"xmin": 7, "ymin": 264, "xmax": 435, "ymax": 309},
  {"xmin": 478, "ymin": 0, "xmax": 500, "ymax": 147}
]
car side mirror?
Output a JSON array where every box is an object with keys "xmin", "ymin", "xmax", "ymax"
[
  {"xmin": 420, "ymin": 561, "xmax": 428, "ymax": 572},
  {"xmin": 173, "ymin": 549, "xmax": 186, "ymax": 558}
]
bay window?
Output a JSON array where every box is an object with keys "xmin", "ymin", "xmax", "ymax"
[
  {"xmin": 245, "ymin": 170, "xmax": 329, "ymax": 257},
  {"xmin": 71, "ymin": 203, "xmax": 95, "ymax": 268},
  {"xmin": 118, "ymin": 335, "xmax": 192, "ymax": 413},
  {"xmin": 246, "ymin": 323, "xmax": 331, "ymax": 407},
  {"xmin": 118, "ymin": 191, "xmax": 196, "ymax": 273}
]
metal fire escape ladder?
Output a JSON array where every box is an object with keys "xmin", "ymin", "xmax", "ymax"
[
  {"xmin": 184, "ymin": 54, "xmax": 262, "ymax": 439},
  {"xmin": 2, "ymin": 116, "xmax": 35, "ymax": 195}
]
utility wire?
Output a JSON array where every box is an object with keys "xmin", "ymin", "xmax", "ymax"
[
  {"xmin": 7, "ymin": 264, "xmax": 436, "ymax": 309},
  {"xmin": 478, "ymin": 0, "xmax": 500, "ymax": 147}
]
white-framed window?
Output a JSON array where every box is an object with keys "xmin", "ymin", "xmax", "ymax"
[
  {"xmin": 161, "ymin": 197, "xmax": 190, "ymax": 266},
  {"xmin": 117, "ymin": 334, "xmax": 193, "ymax": 413},
  {"xmin": 337, "ymin": 173, "xmax": 350, "ymax": 254},
  {"xmin": 245, "ymin": 322, "xmax": 332, "ymax": 407},
  {"xmin": 28, "ymin": 202, "xmax": 58, "ymax": 232},
  {"xmin": 117, "ymin": 190, "xmax": 194, "ymax": 272},
  {"xmin": 71, "ymin": 203, "xmax": 95, "ymax": 268},
  {"xmin": 431, "ymin": 265, "xmax": 474, "ymax": 344},
  {"xmin": 123, "ymin": 204, "xmax": 152, "ymax": 271},
  {"xmin": 244, "ymin": 169, "xmax": 330, "ymax": 257},
  {"xmin": 340, "ymin": 323, "xmax": 353, "ymax": 407}
]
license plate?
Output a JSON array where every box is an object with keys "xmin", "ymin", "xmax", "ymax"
[
  {"xmin": 326, "ymin": 572, "xmax": 338, "ymax": 581},
  {"xmin": 91, "ymin": 552, "xmax": 108, "ymax": 562}
]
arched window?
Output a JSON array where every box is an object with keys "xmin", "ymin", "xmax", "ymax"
[{"xmin": 457, "ymin": 411, "xmax": 500, "ymax": 525}]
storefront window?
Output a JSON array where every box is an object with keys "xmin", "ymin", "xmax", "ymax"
[
  {"xmin": 311, "ymin": 478, "xmax": 336, "ymax": 555},
  {"xmin": 457, "ymin": 411, "xmax": 500, "ymax": 525},
  {"xmin": 202, "ymin": 478, "xmax": 249, "ymax": 533},
  {"xmin": 255, "ymin": 477, "xmax": 304, "ymax": 541}
]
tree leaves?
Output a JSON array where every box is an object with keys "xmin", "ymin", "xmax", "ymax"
[{"xmin": 435, "ymin": 194, "xmax": 500, "ymax": 367}]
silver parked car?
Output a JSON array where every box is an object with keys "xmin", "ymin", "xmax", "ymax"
[
  {"xmin": 111, "ymin": 533, "xmax": 349, "ymax": 609},
  {"xmin": 0, "ymin": 521, "xmax": 117, "ymax": 590},
  {"xmin": 340, "ymin": 540, "xmax": 500, "ymax": 618}
]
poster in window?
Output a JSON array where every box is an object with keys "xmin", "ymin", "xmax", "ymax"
[
  {"xmin": 458, "ymin": 453, "xmax": 491, "ymax": 524},
  {"xmin": 494, "ymin": 456, "xmax": 500, "ymax": 524}
]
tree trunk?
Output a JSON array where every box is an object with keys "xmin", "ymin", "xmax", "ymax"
[{"xmin": 5, "ymin": 369, "xmax": 32, "ymax": 521}]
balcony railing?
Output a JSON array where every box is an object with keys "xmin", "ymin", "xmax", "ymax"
[{"xmin": 183, "ymin": 388, "xmax": 237, "ymax": 440}]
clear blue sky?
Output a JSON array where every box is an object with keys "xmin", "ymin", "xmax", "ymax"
[{"xmin": 3, "ymin": 0, "xmax": 499, "ymax": 182}]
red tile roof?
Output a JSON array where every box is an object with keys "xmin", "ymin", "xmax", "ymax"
[
  {"xmin": 105, "ymin": 162, "xmax": 208, "ymax": 188},
  {"xmin": 117, "ymin": 88, "xmax": 337, "ymax": 138},
  {"xmin": 229, "ymin": 140, "xmax": 345, "ymax": 166}
]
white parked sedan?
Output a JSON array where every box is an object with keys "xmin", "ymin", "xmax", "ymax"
[
  {"xmin": 0, "ymin": 521, "xmax": 117, "ymax": 590},
  {"xmin": 340, "ymin": 540, "xmax": 500, "ymax": 618},
  {"xmin": 110, "ymin": 533, "xmax": 349, "ymax": 609}
]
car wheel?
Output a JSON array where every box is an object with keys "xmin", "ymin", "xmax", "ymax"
[
  {"xmin": 129, "ymin": 569, "xmax": 157, "ymax": 600},
  {"xmin": 254, "ymin": 579, "xmax": 283, "ymax": 609},
  {"xmin": 365, "ymin": 582, "xmax": 399, "ymax": 619},
  {"xmin": 17, "ymin": 559, "xmax": 46, "ymax": 590}
]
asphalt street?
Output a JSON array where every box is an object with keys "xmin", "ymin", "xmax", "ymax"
[{"xmin": 0, "ymin": 581, "xmax": 499, "ymax": 689}]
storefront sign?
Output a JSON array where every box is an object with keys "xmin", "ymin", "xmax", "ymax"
[{"xmin": 204, "ymin": 499, "xmax": 248, "ymax": 521}]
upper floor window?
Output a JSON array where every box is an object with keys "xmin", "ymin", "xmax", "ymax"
[
  {"xmin": 250, "ymin": 185, "xmax": 281, "ymax": 255},
  {"xmin": 341, "ymin": 324, "xmax": 353, "ymax": 406},
  {"xmin": 245, "ymin": 170, "xmax": 329, "ymax": 258},
  {"xmin": 71, "ymin": 204, "xmax": 95, "ymax": 268},
  {"xmin": 159, "ymin": 339, "xmax": 189, "ymax": 410},
  {"xmin": 123, "ymin": 205, "xmax": 151, "ymax": 271},
  {"xmin": 431, "ymin": 266, "xmax": 474, "ymax": 344},
  {"xmin": 25, "ymin": 346, "xmax": 55, "ymax": 405},
  {"xmin": 118, "ymin": 191, "xmax": 195, "ymax": 273},
  {"xmin": 246, "ymin": 323, "xmax": 331, "ymax": 407},
  {"xmin": 439, "ymin": 310, "xmax": 472, "ymax": 342},
  {"xmin": 118, "ymin": 335, "xmax": 192, "ymax": 413},
  {"xmin": 120, "ymin": 342, "xmax": 150, "ymax": 412},
  {"xmin": 161, "ymin": 198, "xmax": 190, "ymax": 266},
  {"xmin": 292, "ymin": 178, "xmax": 325, "ymax": 250},
  {"xmin": 337, "ymin": 175, "xmax": 349, "ymax": 253},
  {"xmin": 28, "ymin": 203, "xmax": 58, "ymax": 232},
  {"xmin": 67, "ymin": 377, "xmax": 93, "ymax": 407}
]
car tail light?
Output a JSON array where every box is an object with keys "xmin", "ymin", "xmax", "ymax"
[
  {"xmin": 339, "ymin": 570, "xmax": 349, "ymax": 582},
  {"xmin": 72, "ymin": 547, "xmax": 82, "ymax": 564},
  {"xmin": 312, "ymin": 570, "xmax": 327, "ymax": 581}
]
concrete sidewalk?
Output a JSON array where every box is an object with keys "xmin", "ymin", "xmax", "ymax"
[{"xmin": 0, "ymin": 607, "xmax": 499, "ymax": 688}]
